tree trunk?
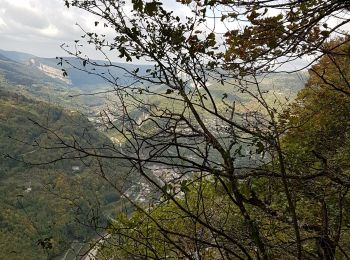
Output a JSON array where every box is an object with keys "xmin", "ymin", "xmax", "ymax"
[{"xmin": 317, "ymin": 236, "xmax": 336, "ymax": 260}]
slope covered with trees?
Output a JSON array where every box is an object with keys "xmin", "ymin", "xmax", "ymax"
[{"xmin": 0, "ymin": 79, "xmax": 129, "ymax": 259}]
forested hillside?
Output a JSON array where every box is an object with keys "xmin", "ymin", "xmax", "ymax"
[{"xmin": 0, "ymin": 79, "xmax": 128, "ymax": 259}]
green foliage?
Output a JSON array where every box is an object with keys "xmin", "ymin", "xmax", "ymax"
[
  {"xmin": 278, "ymin": 39, "xmax": 350, "ymax": 258},
  {"xmin": 0, "ymin": 84, "xmax": 126, "ymax": 259},
  {"xmin": 102, "ymin": 180, "xmax": 246, "ymax": 259}
]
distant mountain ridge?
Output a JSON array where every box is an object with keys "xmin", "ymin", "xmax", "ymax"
[
  {"xmin": 0, "ymin": 51, "xmax": 67, "ymax": 87},
  {"xmin": 0, "ymin": 48, "xmax": 308, "ymax": 94},
  {"xmin": 0, "ymin": 53, "xmax": 13, "ymax": 62},
  {"xmin": 0, "ymin": 49, "xmax": 152, "ymax": 91},
  {"xmin": 0, "ymin": 49, "xmax": 35, "ymax": 62},
  {"xmin": 0, "ymin": 48, "xmax": 308, "ymax": 114}
]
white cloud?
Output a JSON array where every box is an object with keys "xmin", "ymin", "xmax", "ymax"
[
  {"xmin": 0, "ymin": 0, "xmax": 199, "ymax": 61},
  {"xmin": 39, "ymin": 24, "xmax": 60, "ymax": 37},
  {"xmin": 0, "ymin": 16, "xmax": 5, "ymax": 27},
  {"xmin": 0, "ymin": 0, "xmax": 92, "ymax": 57}
]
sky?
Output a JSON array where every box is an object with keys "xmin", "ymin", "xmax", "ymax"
[
  {"xmin": 0, "ymin": 0, "xmax": 92, "ymax": 57},
  {"xmin": 0, "ymin": 0, "xmax": 285, "ymax": 60},
  {"xmin": 0, "ymin": 0, "xmax": 193, "ymax": 61},
  {"xmin": 0, "ymin": 0, "xmax": 346, "ymax": 67}
]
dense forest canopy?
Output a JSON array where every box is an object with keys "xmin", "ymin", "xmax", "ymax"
[{"xmin": 0, "ymin": 77, "xmax": 131, "ymax": 259}]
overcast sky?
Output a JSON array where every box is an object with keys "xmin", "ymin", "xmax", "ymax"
[
  {"xmin": 0, "ymin": 0, "xmax": 194, "ymax": 61},
  {"xmin": 0, "ymin": 0, "xmax": 93, "ymax": 57},
  {"xmin": 0, "ymin": 0, "xmax": 265, "ymax": 61},
  {"xmin": 1, "ymin": 0, "xmax": 345, "ymax": 68}
]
